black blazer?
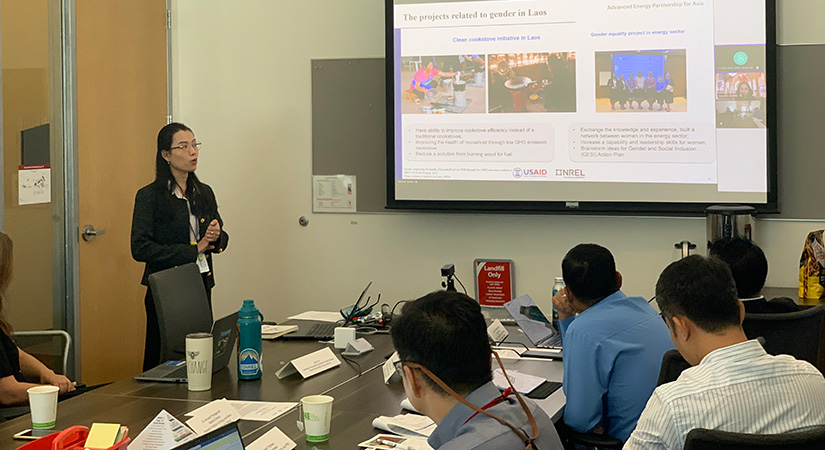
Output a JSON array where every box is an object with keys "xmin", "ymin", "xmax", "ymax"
[{"xmin": 131, "ymin": 181, "xmax": 229, "ymax": 289}]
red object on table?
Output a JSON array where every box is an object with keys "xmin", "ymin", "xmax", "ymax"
[{"xmin": 17, "ymin": 426, "xmax": 130, "ymax": 450}]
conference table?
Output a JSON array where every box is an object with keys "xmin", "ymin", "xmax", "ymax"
[{"xmin": 0, "ymin": 323, "xmax": 565, "ymax": 450}]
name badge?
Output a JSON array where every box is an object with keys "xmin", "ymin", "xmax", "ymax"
[{"xmin": 196, "ymin": 253, "xmax": 209, "ymax": 273}]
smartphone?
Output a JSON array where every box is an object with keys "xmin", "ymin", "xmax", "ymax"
[{"xmin": 12, "ymin": 428, "xmax": 61, "ymax": 441}]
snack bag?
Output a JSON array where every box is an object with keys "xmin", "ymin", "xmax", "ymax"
[{"xmin": 799, "ymin": 230, "xmax": 825, "ymax": 299}]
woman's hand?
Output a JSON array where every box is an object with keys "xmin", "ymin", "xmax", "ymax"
[
  {"xmin": 41, "ymin": 371, "xmax": 75, "ymax": 394},
  {"xmin": 197, "ymin": 238, "xmax": 214, "ymax": 254},
  {"xmin": 205, "ymin": 219, "xmax": 221, "ymax": 243}
]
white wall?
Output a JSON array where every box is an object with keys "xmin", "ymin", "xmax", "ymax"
[{"xmin": 171, "ymin": 0, "xmax": 825, "ymax": 321}]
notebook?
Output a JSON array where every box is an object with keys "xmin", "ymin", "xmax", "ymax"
[{"xmin": 135, "ymin": 312, "xmax": 239, "ymax": 383}]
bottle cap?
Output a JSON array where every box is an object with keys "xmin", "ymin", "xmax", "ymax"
[{"xmin": 239, "ymin": 299, "xmax": 260, "ymax": 318}]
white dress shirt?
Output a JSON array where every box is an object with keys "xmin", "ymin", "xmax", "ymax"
[{"xmin": 625, "ymin": 339, "xmax": 825, "ymax": 450}]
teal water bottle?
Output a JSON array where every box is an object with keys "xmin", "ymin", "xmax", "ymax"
[{"xmin": 237, "ymin": 299, "xmax": 263, "ymax": 380}]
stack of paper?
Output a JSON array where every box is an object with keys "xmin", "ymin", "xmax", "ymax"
[
  {"xmin": 492, "ymin": 368, "xmax": 546, "ymax": 394},
  {"xmin": 372, "ymin": 414, "xmax": 436, "ymax": 437},
  {"xmin": 262, "ymin": 324, "xmax": 298, "ymax": 339},
  {"xmin": 185, "ymin": 399, "xmax": 297, "ymax": 422}
]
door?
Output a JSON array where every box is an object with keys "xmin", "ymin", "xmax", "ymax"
[{"xmin": 75, "ymin": 1, "xmax": 167, "ymax": 384}]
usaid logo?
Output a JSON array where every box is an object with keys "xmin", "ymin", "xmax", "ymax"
[{"xmin": 513, "ymin": 167, "xmax": 548, "ymax": 178}]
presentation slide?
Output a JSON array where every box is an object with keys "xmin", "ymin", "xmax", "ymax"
[{"xmin": 390, "ymin": 0, "xmax": 771, "ymax": 207}]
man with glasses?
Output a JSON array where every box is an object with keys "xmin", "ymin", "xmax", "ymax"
[
  {"xmin": 391, "ymin": 290, "xmax": 562, "ymax": 450},
  {"xmin": 625, "ymin": 255, "xmax": 825, "ymax": 449},
  {"xmin": 551, "ymin": 244, "xmax": 673, "ymax": 444}
]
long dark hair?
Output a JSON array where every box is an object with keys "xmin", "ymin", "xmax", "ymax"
[
  {"xmin": 154, "ymin": 122, "xmax": 212, "ymax": 215},
  {"xmin": 0, "ymin": 232, "xmax": 15, "ymax": 338}
]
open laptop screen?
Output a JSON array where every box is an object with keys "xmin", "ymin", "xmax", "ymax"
[
  {"xmin": 504, "ymin": 294, "xmax": 561, "ymax": 348},
  {"xmin": 172, "ymin": 422, "xmax": 244, "ymax": 450}
]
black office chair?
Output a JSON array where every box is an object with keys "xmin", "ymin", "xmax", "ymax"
[
  {"xmin": 148, "ymin": 263, "xmax": 214, "ymax": 362},
  {"xmin": 556, "ymin": 422, "xmax": 623, "ymax": 450},
  {"xmin": 657, "ymin": 349, "xmax": 691, "ymax": 386},
  {"xmin": 742, "ymin": 304, "xmax": 825, "ymax": 367},
  {"xmin": 1, "ymin": 331, "xmax": 78, "ymax": 421},
  {"xmin": 684, "ymin": 426, "xmax": 825, "ymax": 450}
]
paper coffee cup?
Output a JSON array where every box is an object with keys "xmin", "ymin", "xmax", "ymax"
[
  {"xmin": 298, "ymin": 395, "xmax": 333, "ymax": 442},
  {"xmin": 27, "ymin": 385, "xmax": 59, "ymax": 429},
  {"xmin": 186, "ymin": 332, "xmax": 213, "ymax": 391}
]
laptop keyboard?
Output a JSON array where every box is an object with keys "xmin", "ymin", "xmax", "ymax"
[
  {"xmin": 308, "ymin": 323, "xmax": 337, "ymax": 339},
  {"xmin": 166, "ymin": 364, "xmax": 187, "ymax": 379}
]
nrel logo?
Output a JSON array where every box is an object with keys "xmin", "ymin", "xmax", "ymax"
[
  {"xmin": 513, "ymin": 167, "xmax": 548, "ymax": 178},
  {"xmin": 555, "ymin": 168, "xmax": 586, "ymax": 179},
  {"xmin": 239, "ymin": 348, "xmax": 260, "ymax": 376}
]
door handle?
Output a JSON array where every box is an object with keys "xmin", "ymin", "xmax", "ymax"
[{"xmin": 81, "ymin": 224, "xmax": 106, "ymax": 242}]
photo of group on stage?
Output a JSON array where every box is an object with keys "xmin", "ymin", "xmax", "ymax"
[
  {"xmin": 487, "ymin": 52, "xmax": 577, "ymax": 113},
  {"xmin": 595, "ymin": 49, "xmax": 687, "ymax": 112},
  {"xmin": 398, "ymin": 55, "xmax": 487, "ymax": 114}
]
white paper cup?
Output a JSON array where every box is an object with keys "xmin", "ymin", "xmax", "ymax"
[
  {"xmin": 298, "ymin": 395, "xmax": 333, "ymax": 442},
  {"xmin": 186, "ymin": 332, "xmax": 213, "ymax": 391},
  {"xmin": 27, "ymin": 385, "xmax": 59, "ymax": 429}
]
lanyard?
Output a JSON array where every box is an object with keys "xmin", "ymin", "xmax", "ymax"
[
  {"xmin": 184, "ymin": 200, "xmax": 199, "ymax": 244},
  {"xmin": 175, "ymin": 185, "xmax": 199, "ymax": 244},
  {"xmin": 463, "ymin": 387, "xmax": 513, "ymax": 425}
]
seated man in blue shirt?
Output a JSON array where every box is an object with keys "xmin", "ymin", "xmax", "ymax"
[
  {"xmin": 709, "ymin": 238, "xmax": 798, "ymax": 313},
  {"xmin": 552, "ymin": 244, "xmax": 673, "ymax": 443},
  {"xmin": 391, "ymin": 290, "xmax": 563, "ymax": 450}
]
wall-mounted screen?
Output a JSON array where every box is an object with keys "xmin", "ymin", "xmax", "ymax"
[{"xmin": 386, "ymin": 0, "xmax": 777, "ymax": 213}]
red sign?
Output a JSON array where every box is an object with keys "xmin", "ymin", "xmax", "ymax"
[{"xmin": 475, "ymin": 260, "xmax": 514, "ymax": 307}]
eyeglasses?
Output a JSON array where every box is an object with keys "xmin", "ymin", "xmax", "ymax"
[
  {"xmin": 394, "ymin": 360, "xmax": 406, "ymax": 378},
  {"xmin": 169, "ymin": 141, "xmax": 202, "ymax": 152}
]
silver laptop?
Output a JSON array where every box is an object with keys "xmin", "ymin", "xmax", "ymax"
[
  {"xmin": 135, "ymin": 312, "xmax": 239, "ymax": 382},
  {"xmin": 504, "ymin": 294, "xmax": 562, "ymax": 348}
]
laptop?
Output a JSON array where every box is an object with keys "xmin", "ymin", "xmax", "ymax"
[
  {"xmin": 172, "ymin": 421, "xmax": 244, "ymax": 450},
  {"xmin": 135, "ymin": 312, "xmax": 239, "ymax": 383},
  {"xmin": 281, "ymin": 282, "xmax": 372, "ymax": 340},
  {"xmin": 504, "ymin": 294, "xmax": 562, "ymax": 348}
]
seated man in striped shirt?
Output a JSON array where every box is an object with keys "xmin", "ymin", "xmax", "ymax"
[{"xmin": 625, "ymin": 255, "xmax": 825, "ymax": 450}]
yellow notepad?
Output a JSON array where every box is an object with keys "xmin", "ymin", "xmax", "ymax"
[{"xmin": 85, "ymin": 423, "xmax": 122, "ymax": 449}]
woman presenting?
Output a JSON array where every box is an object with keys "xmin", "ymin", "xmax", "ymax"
[
  {"xmin": 131, "ymin": 122, "xmax": 228, "ymax": 370},
  {"xmin": 0, "ymin": 232, "xmax": 75, "ymax": 405}
]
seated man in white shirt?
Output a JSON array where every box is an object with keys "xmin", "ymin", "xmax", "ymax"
[
  {"xmin": 625, "ymin": 255, "xmax": 825, "ymax": 450},
  {"xmin": 390, "ymin": 290, "xmax": 563, "ymax": 450}
]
